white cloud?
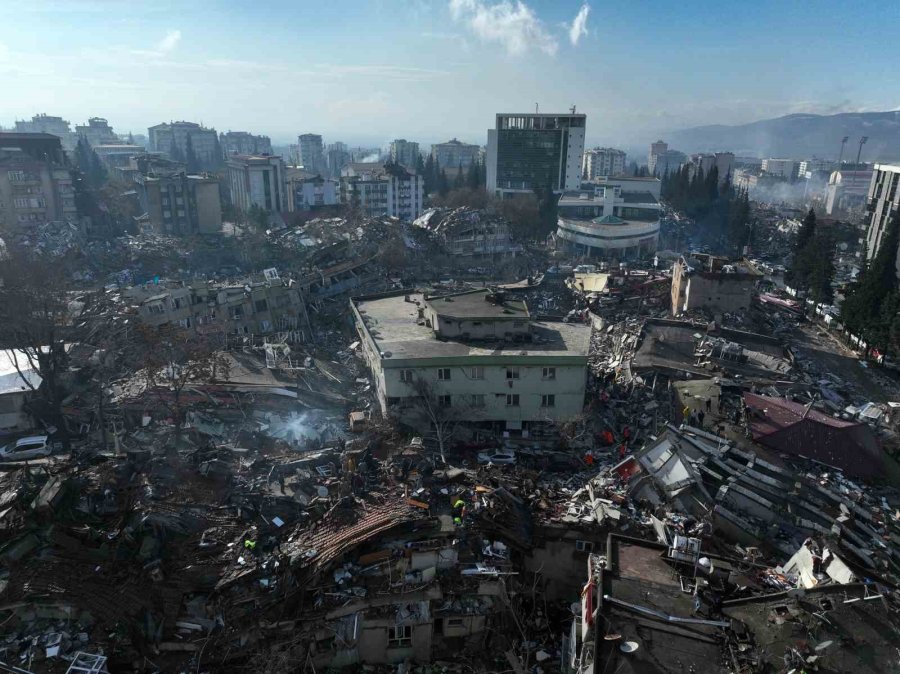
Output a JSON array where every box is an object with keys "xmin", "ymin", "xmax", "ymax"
[
  {"xmin": 568, "ymin": 4, "xmax": 589, "ymax": 46},
  {"xmin": 155, "ymin": 29, "xmax": 181, "ymax": 54},
  {"xmin": 449, "ymin": 0, "xmax": 557, "ymax": 56}
]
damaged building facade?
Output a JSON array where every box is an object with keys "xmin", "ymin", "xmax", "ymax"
[
  {"xmin": 127, "ymin": 271, "xmax": 310, "ymax": 338},
  {"xmin": 670, "ymin": 254, "xmax": 761, "ymax": 316},
  {"xmin": 413, "ymin": 207, "xmax": 523, "ymax": 259},
  {"xmin": 0, "ymin": 133, "xmax": 78, "ymax": 235}
]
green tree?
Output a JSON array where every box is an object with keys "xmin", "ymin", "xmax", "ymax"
[
  {"xmin": 466, "ymin": 160, "xmax": 481, "ymax": 190},
  {"xmin": 807, "ymin": 232, "xmax": 836, "ymax": 306},
  {"xmin": 211, "ymin": 133, "xmax": 223, "ymax": 169},
  {"xmin": 841, "ymin": 212, "xmax": 900, "ymax": 347},
  {"xmin": 423, "ymin": 154, "xmax": 436, "ymax": 195},
  {"xmin": 185, "ymin": 134, "xmax": 200, "ymax": 173},
  {"xmin": 795, "ymin": 208, "xmax": 817, "ymax": 255},
  {"xmin": 437, "ymin": 168, "xmax": 449, "ymax": 197},
  {"xmin": 89, "ymin": 150, "xmax": 107, "ymax": 188},
  {"xmin": 74, "ymin": 137, "xmax": 91, "ymax": 175},
  {"xmin": 453, "ymin": 162, "xmax": 465, "ymax": 190}
]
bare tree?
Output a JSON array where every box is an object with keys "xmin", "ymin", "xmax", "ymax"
[
  {"xmin": 405, "ymin": 377, "xmax": 476, "ymax": 464},
  {"xmin": 0, "ymin": 247, "xmax": 109, "ymax": 449},
  {"xmin": 553, "ymin": 413, "xmax": 589, "ymax": 450},
  {"xmin": 135, "ymin": 325, "xmax": 231, "ymax": 450}
]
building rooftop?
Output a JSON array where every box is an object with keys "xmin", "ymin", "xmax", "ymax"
[
  {"xmin": 227, "ymin": 154, "xmax": 279, "ymax": 163},
  {"xmin": 353, "ymin": 291, "xmax": 591, "ymax": 363},
  {"xmin": 743, "ymin": 392, "xmax": 883, "ymax": 478},
  {"xmin": 426, "ymin": 289, "xmax": 528, "ymax": 321},
  {"xmin": 559, "ymin": 190, "xmax": 659, "ymax": 206}
]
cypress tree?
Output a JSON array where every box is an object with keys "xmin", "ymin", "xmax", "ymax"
[{"xmin": 185, "ymin": 134, "xmax": 200, "ymax": 174}]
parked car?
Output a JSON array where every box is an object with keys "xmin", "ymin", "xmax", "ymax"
[
  {"xmin": 0, "ymin": 435, "xmax": 51, "ymax": 461},
  {"xmin": 477, "ymin": 449, "xmax": 516, "ymax": 465}
]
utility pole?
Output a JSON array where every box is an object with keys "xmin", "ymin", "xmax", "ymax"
[
  {"xmin": 836, "ymin": 136, "xmax": 849, "ymax": 169},
  {"xmin": 856, "ymin": 136, "xmax": 868, "ymax": 166}
]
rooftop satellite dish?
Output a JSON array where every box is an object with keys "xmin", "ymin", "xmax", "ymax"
[{"xmin": 620, "ymin": 641, "xmax": 639, "ymax": 654}]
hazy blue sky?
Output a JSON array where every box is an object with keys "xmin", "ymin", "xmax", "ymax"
[{"xmin": 1, "ymin": 0, "xmax": 897, "ymax": 148}]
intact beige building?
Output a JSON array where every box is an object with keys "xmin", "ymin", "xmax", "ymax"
[{"xmin": 352, "ymin": 288, "xmax": 590, "ymax": 435}]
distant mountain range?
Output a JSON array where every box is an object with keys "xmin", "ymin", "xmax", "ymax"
[{"xmin": 666, "ymin": 111, "xmax": 900, "ymax": 161}]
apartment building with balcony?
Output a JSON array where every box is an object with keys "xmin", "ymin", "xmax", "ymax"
[
  {"xmin": 14, "ymin": 114, "xmax": 75, "ymax": 150},
  {"xmin": 431, "ymin": 138, "xmax": 480, "ymax": 170},
  {"xmin": 864, "ymin": 164, "xmax": 900, "ymax": 275},
  {"xmin": 389, "ymin": 139, "xmax": 420, "ymax": 168},
  {"xmin": 148, "ymin": 121, "xmax": 219, "ymax": 166},
  {"xmin": 118, "ymin": 155, "xmax": 221, "ymax": 236},
  {"xmin": 340, "ymin": 162, "xmax": 424, "ymax": 221},
  {"xmin": 0, "ymin": 133, "xmax": 78, "ymax": 234},
  {"xmin": 75, "ymin": 117, "xmax": 119, "ymax": 147},
  {"xmin": 220, "ymin": 131, "xmax": 272, "ymax": 157},
  {"xmin": 582, "ymin": 147, "xmax": 626, "ymax": 179}
]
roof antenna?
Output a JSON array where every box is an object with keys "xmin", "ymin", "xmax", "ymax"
[
  {"xmin": 571, "ymin": 105, "xmax": 577, "ymax": 114},
  {"xmin": 535, "ymin": 103, "xmax": 539, "ymax": 114}
]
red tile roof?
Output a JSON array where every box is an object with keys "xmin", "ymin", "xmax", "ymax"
[{"xmin": 743, "ymin": 393, "xmax": 883, "ymax": 478}]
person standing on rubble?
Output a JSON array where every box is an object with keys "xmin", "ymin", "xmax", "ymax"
[{"xmin": 697, "ymin": 409, "xmax": 705, "ymax": 428}]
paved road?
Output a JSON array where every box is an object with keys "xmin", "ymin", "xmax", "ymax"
[{"xmin": 792, "ymin": 321, "xmax": 898, "ymax": 403}]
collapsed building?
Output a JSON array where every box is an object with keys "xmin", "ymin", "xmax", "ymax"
[
  {"xmin": 125, "ymin": 270, "xmax": 312, "ymax": 339},
  {"xmin": 631, "ymin": 319, "xmax": 793, "ymax": 382},
  {"xmin": 670, "ymin": 254, "xmax": 762, "ymax": 316},
  {"xmin": 413, "ymin": 207, "xmax": 523, "ymax": 260}
]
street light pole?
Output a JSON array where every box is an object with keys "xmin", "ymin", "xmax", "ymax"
[
  {"xmin": 856, "ymin": 136, "xmax": 868, "ymax": 166},
  {"xmin": 836, "ymin": 136, "xmax": 849, "ymax": 169}
]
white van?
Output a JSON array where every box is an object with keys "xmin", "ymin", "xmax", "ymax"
[{"xmin": 0, "ymin": 435, "xmax": 51, "ymax": 461}]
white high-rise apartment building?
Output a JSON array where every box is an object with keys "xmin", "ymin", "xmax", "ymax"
[
  {"xmin": 389, "ymin": 139, "xmax": 420, "ymax": 168},
  {"xmin": 340, "ymin": 162, "xmax": 424, "ymax": 221},
  {"xmin": 148, "ymin": 121, "xmax": 219, "ymax": 165},
  {"xmin": 298, "ymin": 134, "xmax": 325, "ymax": 175},
  {"xmin": 864, "ymin": 164, "xmax": 900, "ymax": 273},
  {"xmin": 582, "ymin": 147, "xmax": 626, "ymax": 179}
]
